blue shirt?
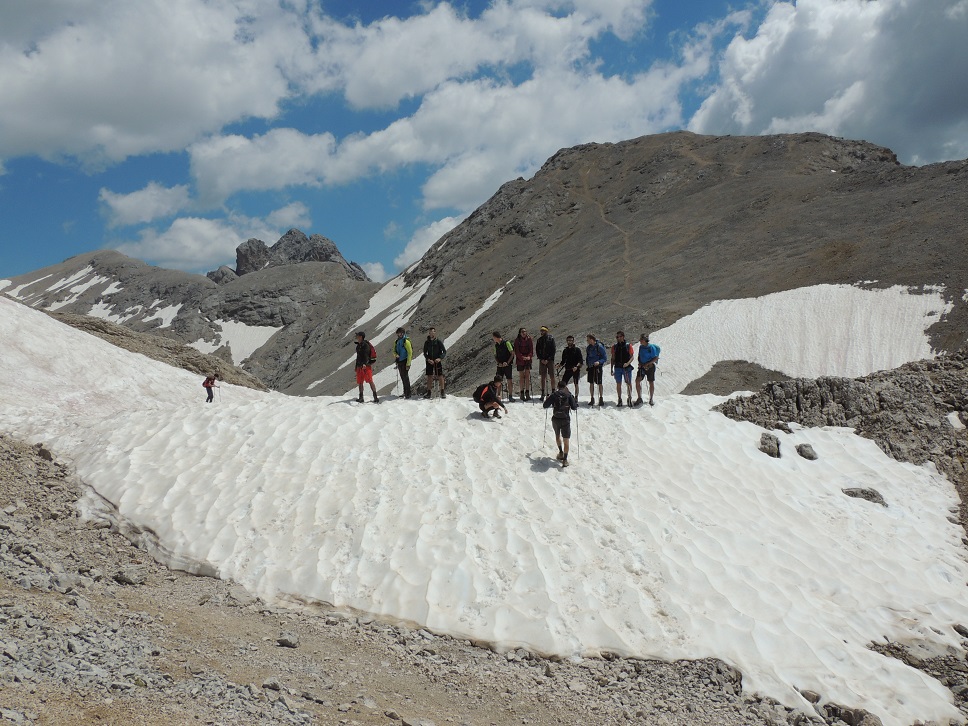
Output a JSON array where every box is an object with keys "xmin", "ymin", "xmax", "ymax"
[{"xmin": 638, "ymin": 343, "xmax": 660, "ymax": 365}]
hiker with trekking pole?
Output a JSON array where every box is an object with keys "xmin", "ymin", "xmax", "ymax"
[
  {"xmin": 423, "ymin": 327, "xmax": 447, "ymax": 399},
  {"xmin": 543, "ymin": 382, "xmax": 578, "ymax": 467},
  {"xmin": 513, "ymin": 327, "xmax": 534, "ymax": 401},
  {"xmin": 635, "ymin": 333, "xmax": 660, "ymax": 407},
  {"xmin": 202, "ymin": 373, "xmax": 220, "ymax": 403},
  {"xmin": 536, "ymin": 326, "xmax": 556, "ymax": 401},
  {"xmin": 558, "ymin": 335, "xmax": 583, "ymax": 402},
  {"xmin": 611, "ymin": 331, "xmax": 634, "ymax": 407}
]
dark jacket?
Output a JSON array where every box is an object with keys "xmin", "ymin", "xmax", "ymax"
[
  {"xmin": 559, "ymin": 345, "xmax": 583, "ymax": 370},
  {"xmin": 612, "ymin": 341, "xmax": 633, "ymax": 368},
  {"xmin": 543, "ymin": 389, "xmax": 578, "ymax": 419},
  {"xmin": 536, "ymin": 333, "xmax": 556, "ymax": 362},
  {"xmin": 355, "ymin": 339, "xmax": 375, "ymax": 369},
  {"xmin": 494, "ymin": 339, "xmax": 514, "ymax": 364},
  {"xmin": 424, "ymin": 337, "xmax": 446, "ymax": 361}
]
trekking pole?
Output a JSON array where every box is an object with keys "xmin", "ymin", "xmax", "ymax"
[
  {"xmin": 575, "ymin": 408, "xmax": 579, "ymax": 460},
  {"xmin": 543, "ymin": 406, "xmax": 548, "ymax": 444},
  {"xmin": 395, "ymin": 364, "xmax": 401, "ymax": 396}
]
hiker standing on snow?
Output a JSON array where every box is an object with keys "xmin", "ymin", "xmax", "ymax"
[
  {"xmin": 354, "ymin": 331, "xmax": 379, "ymax": 403},
  {"xmin": 612, "ymin": 330, "xmax": 634, "ymax": 407},
  {"xmin": 557, "ymin": 335, "xmax": 583, "ymax": 401},
  {"xmin": 475, "ymin": 376, "xmax": 508, "ymax": 419},
  {"xmin": 423, "ymin": 327, "xmax": 447, "ymax": 399},
  {"xmin": 493, "ymin": 331, "xmax": 515, "ymax": 400},
  {"xmin": 513, "ymin": 327, "xmax": 534, "ymax": 401},
  {"xmin": 636, "ymin": 333, "xmax": 661, "ymax": 407},
  {"xmin": 536, "ymin": 326, "xmax": 556, "ymax": 400},
  {"xmin": 394, "ymin": 327, "xmax": 413, "ymax": 399},
  {"xmin": 202, "ymin": 373, "xmax": 219, "ymax": 403},
  {"xmin": 543, "ymin": 382, "xmax": 578, "ymax": 467},
  {"xmin": 585, "ymin": 334, "xmax": 607, "ymax": 407}
]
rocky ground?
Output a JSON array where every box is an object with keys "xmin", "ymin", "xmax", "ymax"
[{"xmin": 0, "ymin": 432, "xmax": 901, "ymax": 726}]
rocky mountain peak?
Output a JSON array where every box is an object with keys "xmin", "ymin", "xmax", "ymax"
[{"xmin": 227, "ymin": 229, "xmax": 370, "ymax": 282}]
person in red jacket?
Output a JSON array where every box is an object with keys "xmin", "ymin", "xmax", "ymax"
[
  {"xmin": 513, "ymin": 327, "xmax": 534, "ymax": 401},
  {"xmin": 202, "ymin": 373, "xmax": 219, "ymax": 403}
]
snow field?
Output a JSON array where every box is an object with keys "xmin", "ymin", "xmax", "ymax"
[
  {"xmin": 651, "ymin": 284, "xmax": 948, "ymax": 393},
  {"xmin": 2, "ymin": 291, "xmax": 968, "ymax": 724}
]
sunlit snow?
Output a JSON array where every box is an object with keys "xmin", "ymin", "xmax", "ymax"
[{"xmin": 1, "ymin": 288, "xmax": 966, "ymax": 725}]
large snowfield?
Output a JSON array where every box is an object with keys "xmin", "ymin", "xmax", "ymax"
[{"xmin": 2, "ymin": 287, "xmax": 967, "ymax": 725}]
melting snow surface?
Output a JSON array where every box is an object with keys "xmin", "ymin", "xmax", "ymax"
[
  {"xmin": 187, "ymin": 319, "xmax": 281, "ymax": 364},
  {"xmin": 1, "ymin": 291, "xmax": 966, "ymax": 725},
  {"xmin": 0, "ymin": 280, "xmax": 11, "ymax": 292},
  {"xmin": 650, "ymin": 284, "xmax": 949, "ymax": 393}
]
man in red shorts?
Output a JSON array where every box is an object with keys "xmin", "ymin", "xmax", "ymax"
[{"xmin": 354, "ymin": 331, "xmax": 379, "ymax": 403}]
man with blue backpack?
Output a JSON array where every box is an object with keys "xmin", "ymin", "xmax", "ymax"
[
  {"xmin": 636, "ymin": 333, "xmax": 661, "ymax": 406},
  {"xmin": 394, "ymin": 327, "xmax": 413, "ymax": 399},
  {"xmin": 585, "ymin": 334, "xmax": 607, "ymax": 407}
]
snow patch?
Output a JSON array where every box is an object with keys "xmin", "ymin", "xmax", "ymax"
[
  {"xmin": 445, "ymin": 277, "xmax": 515, "ymax": 348},
  {"xmin": 0, "ymin": 280, "xmax": 10, "ymax": 292},
  {"xmin": 217, "ymin": 320, "xmax": 281, "ymax": 364},
  {"xmin": 143, "ymin": 303, "xmax": 183, "ymax": 329},
  {"xmin": 46, "ymin": 274, "xmax": 111, "ymax": 311},
  {"xmin": 1, "ymin": 293, "xmax": 967, "ymax": 726},
  {"xmin": 657, "ymin": 284, "xmax": 949, "ymax": 394},
  {"xmin": 5, "ymin": 274, "xmax": 53, "ymax": 299},
  {"xmin": 102, "ymin": 281, "xmax": 124, "ymax": 296},
  {"xmin": 948, "ymin": 412, "xmax": 965, "ymax": 430}
]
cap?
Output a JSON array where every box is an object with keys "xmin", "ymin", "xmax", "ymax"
[{"xmin": 540, "ymin": 326, "xmax": 549, "ymax": 332}]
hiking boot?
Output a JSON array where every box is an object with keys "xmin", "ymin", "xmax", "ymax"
[
  {"xmin": 587, "ymin": 400, "xmax": 595, "ymax": 407},
  {"xmin": 423, "ymin": 390, "xmax": 431, "ymax": 399},
  {"xmin": 649, "ymin": 398, "xmax": 655, "ymax": 407},
  {"xmin": 627, "ymin": 397, "xmax": 632, "ymax": 407},
  {"xmin": 373, "ymin": 395, "xmax": 379, "ymax": 403},
  {"xmin": 556, "ymin": 450, "xmax": 564, "ymax": 461},
  {"xmin": 561, "ymin": 457, "xmax": 569, "ymax": 468},
  {"xmin": 356, "ymin": 394, "xmax": 364, "ymax": 403},
  {"xmin": 634, "ymin": 397, "xmax": 644, "ymax": 406},
  {"xmin": 440, "ymin": 391, "xmax": 447, "ymax": 399},
  {"xmin": 481, "ymin": 411, "xmax": 489, "ymax": 419},
  {"xmin": 618, "ymin": 399, "xmax": 623, "ymax": 407},
  {"xmin": 598, "ymin": 397, "xmax": 604, "ymax": 407},
  {"xmin": 493, "ymin": 411, "xmax": 502, "ymax": 419}
]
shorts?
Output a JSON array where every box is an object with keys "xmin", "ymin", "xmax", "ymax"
[
  {"xmin": 637, "ymin": 363, "xmax": 656, "ymax": 382},
  {"xmin": 355, "ymin": 365, "xmax": 374, "ymax": 385},
  {"xmin": 614, "ymin": 366, "xmax": 632, "ymax": 383},
  {"xmin": 551, "ymin": 418, "xmax": 571, "ymax": 439},
  {"xmin": 586, "ymin": 367, "xmax": 603, "ymax": 385},
  {"xmin": 425, "ymin": 361, "xmax": 443, "ymax": 377},
  {"xmin": 539, "ymin": 360, "xmax": 554, "ymax": 377},
  {"xmin": 496, "ymin": 363, "xmax": 513, "ymax": 380},
  {"xmin": 516, "ymin": 361, "xmax": 532, "ymax": 372},
  {"xmin": 561, "ymin": 367, "xmax": 581, "ymax": 386}
]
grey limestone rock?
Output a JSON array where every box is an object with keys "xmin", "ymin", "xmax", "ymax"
[
  {"xmin": 759, "ymin": 433, "xmax": 781, "ymax": 458},
  {"xmin": 795, "ymin": 444, "xmax": 818, "ymax": 460},
  {"xmin": 842, "ymin": 488, "xmax": 887, "ymax": 507},
  {"xmin": 235, "ymin": 238, "xmax": 271, "ymax": 275},
  {"xmin": 207, "ymin": 265, "xmax": 239, "ymax": 284}
]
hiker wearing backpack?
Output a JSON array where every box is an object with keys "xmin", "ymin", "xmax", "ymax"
[
  {"xmin": 543, "ymin": 382, "xmax": 578, "ymax": 467},
  {"xmin": 202, "ymin": 373, "xmax": 219, "ymax": 403},
  {"xmin": 493, "ymin": 331, "xmax": 515, "ymax": 400},
  {"xmin": 473, "ymin": 376, "xmax": 507, "ymax": 419},
  {"xmin": 585, "ymin": 334, "xmax": 607, "ymax": 407},
  {"xmin": 423, "ymin": 327, "xmax": 447, "ymax": 399},
  {"xmin": 354, "ymin": 331, "xmax": 379, "ymax": 403},
  {"xmin": 535, "ymin": 326, "xmax": 556, "ymax": 400},
  {"xmin": 635, "ymin": 333, "xmax": 661, "ymax": 406},
  {"xmin": 394, "ymin": 327, "xmax": 413, "ymax": 399},
  {"xmin": 513, "ymin": 327, "xmax": 534, "ymax": 401},
  {"xmin": 611, "ymin": 331, "xmax": 634, "ymax": 407},
  {"xmin": 557, "ymin": 335, "xmax": 583, "ymax": 401}
]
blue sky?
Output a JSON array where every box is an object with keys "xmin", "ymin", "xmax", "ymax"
[{"xmin": 2, "ymin": 0, "xmax": 967, "ymax": 281}]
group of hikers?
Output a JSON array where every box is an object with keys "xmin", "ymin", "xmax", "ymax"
[{"xmin": 205, "ymin": 325, "xmax": 660, "ymax": 468}]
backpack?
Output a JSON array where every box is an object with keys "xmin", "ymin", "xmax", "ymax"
[
  {"xmin": 368, "ymin": 342, "xmax": 377, "ymax": 365},
  {"xmin": 551, "ymin": 391, "xmax": 572, "ymax": 417},
  {"xmin": 473, "ymin": 383, "xmax": 490, "ymax": 403}
]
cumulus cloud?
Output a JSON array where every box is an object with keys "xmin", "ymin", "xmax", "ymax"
[
  {"xmin": 689, "ymin": 0, "xmax": 968, "ymax": 164},
  {"xmin": 394, "ymin": 216, "xmax": 464, "ymax": 270},
  {"xmin": 114, "ymin": 204, "xmax": 303, "ymax": 272},
  {"xmin": 266, "ymin": 202, "xmax": 311, "ymax": 230},
  {"xmin": 360, "ymin": 262, "xmax": 389, "ymax": 282},
  {"xmin": 0, "ymin": 0, "xmax": 309, "ymax": 164},
  {"xmin": 99, "ymin": 182, "xmax": 191, "ymax": 227}
]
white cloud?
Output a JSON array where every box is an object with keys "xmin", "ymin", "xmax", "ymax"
[
  {"xmin": 689, "ymin": 0, "xmax": 968, "ymax": 164},
  {"xmin": 190, "ymin": 130, "xmax": 337, "ymax": 204},
  {"xmin": 360, "ymin": 262, "xmax": 389, "ymax": 283},
  {"xmin": 99, "ymin": 182, "xmax": 191, "ymax": 227},
  {"xmin": 114, "ymin": 204, "xmax": 303, "ymax": 272},
  {"xmin": 394, "ymin": 216, "xmax": 464, "ymax": 270},
  {"xmin": 266, "ymin": 202, "xmax": 311, "ymax": 230},
  {"xmin": 0, "ymin": 0, "xmax": 309, "ymax": 164}
]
